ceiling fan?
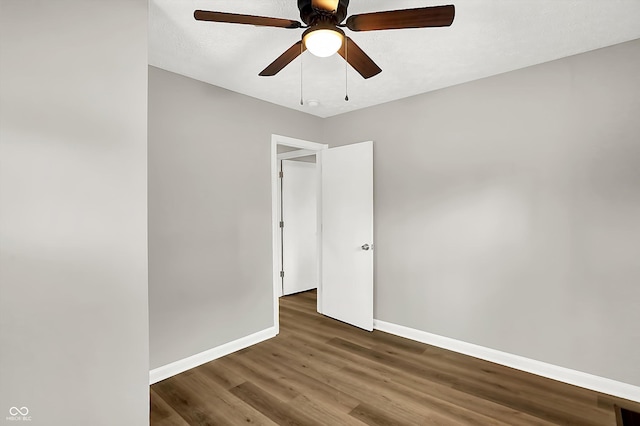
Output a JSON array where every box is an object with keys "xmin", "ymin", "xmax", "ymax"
[{"xmin": 194, "ymin": 0, "xmax": 455, "ymax": 79}]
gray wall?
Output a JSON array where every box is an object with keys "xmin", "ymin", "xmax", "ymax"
[
  {"xmin": 148, "ymin": 66, "xmax": 322, "ymax": 369},
  {"xmin": 322, "ymin": 39, "xmax": 640, "ymax": 386},
  {"xmin": 0, "ymin": 1, "xmax": 149, "ymax": 425},
  {"xmin": 148, "ymin": 40, "xmax": 640, "ymax": 387}
]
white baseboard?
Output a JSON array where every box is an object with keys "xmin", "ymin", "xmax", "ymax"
[
  {"xmin": 373, "ymin": 319, "xmax": 640, "ymax": 403},
  {"xmin": 149, "ymin": 326, "xmax": 277, "ymax": 385}
]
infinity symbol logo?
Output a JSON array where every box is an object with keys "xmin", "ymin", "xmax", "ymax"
[{"xmin": 9, "ymin": 407, "xmax": 29, "ymax": 416}]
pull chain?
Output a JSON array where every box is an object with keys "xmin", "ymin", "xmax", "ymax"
[
  {"xmin": 300, "ymin": 43, "xmax": 304, "ymax": 106},
  {"xmin": 344, "ymin": 39, "xmax": 349, "ymax": 102}
]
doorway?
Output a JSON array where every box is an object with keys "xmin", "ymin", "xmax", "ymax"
[
  {"xmin": 280, "ymin": 156, "xmax": 318, "ymax": 297},
  {"xmin": 271, "ymin": 135, "xmax": 327, "ymax": 333},
  {"xmin": 271, "ymin": 135, "xmax": 375, "ymax": 333}
]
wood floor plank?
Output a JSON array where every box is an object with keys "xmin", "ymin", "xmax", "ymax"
[
  {"xmin": 288, "ymin": 393, "xmax": 368, "ymax": 426},
  {"xmin": 344, "ymin": 351, "xmax": 558, "ymax": 426},
  {"xmin": 241, "ymin": 343, "xmax": 362, "ymax": 414},
  {"xmin": 417, "ymin": 344, "xmax": 609, "ymax": 412},
  {"xmin": 153, "ymin": 376, "xmax": 227, "ymax": 426},
  {"xmin": 280, "ymin": 312, "xmax": 552, "ymax": 422},
  {"xmin": 278, "ymin": 311, "xmax": 619, "ymax": 425},
  {"xmin": 279, "ymin": 324, "xmax": 557, "ymax": 426},
  {"xmin": 183, "ymin": 369, "xmax": 283, "ymax": 425},
  {"xmin": 343, "ymin": 364, "xmax": 520, "ymax": 426},
  {"xmin": 150, "ymin": 388, "xmax": 190, "ymax": 426},
  {"xmin": 371, "ymin": 337, "xmax": 614, "ymax": 424},
  {"xmin": 349, "ymin": 402, "xmax": 413, "ymax": 426},
  {"xmin": 256, "ymin": 341, "xmax": 464, "ymax": 425},
  {"xmin": 151, "ymin": 290, "xmax": 633, "ymax": 425},
  {"xmin": 259, "ymin": 332, "xmax": 348, "ymax": 373},
  {"xmin": 190, "ymin": 358, "xmax": 246, "ymax": 390},
  {"xmin": 327, "ymin": 336, "xmax": 611, "ymax": 426},
  {"xmin": 216, "ymin": 351, "xmax": 301, "ymax": 402},
  {"xmin": 229, "ymin": 381, "xmax": 324, "ymax": 426},
  {"xmin": 154, "ymin": 373, "xmax": 277, "ymax": 425}
]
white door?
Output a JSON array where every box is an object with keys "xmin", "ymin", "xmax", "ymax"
[
  {"xmin": 320, "ymin": 141, "xmax": 374, "ymax": 331},
  {"xmin": 281, "ymin": 159, "xmax": 318, "ymax": 295}
]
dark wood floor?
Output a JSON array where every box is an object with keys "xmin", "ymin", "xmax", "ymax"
[{"xmin": 151, "ymin": 290, "xmax": 640, "ymax": 425}]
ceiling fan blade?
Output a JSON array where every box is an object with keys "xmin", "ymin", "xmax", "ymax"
[
  {"xmin": 312, "ymin": 0, "xmax": 339, "ymax": 12},
  {"xmin": 345, "ymin": 5, "xmax": 455, "ymax": 32},
  {"xmin": 338, "ymin": 37, "xmax": 382, "ymax": 79},
  {"xmin": 259, "ymin": 41, "xmax": 306, "ymax": 76},
  {"xmin": 194, "ymin": 10, "xmax": 302, "ymax": 29}
]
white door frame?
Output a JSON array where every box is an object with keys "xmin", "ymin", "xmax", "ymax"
[{"xmin": 271, "ymin": 134, "xmax": 328, "ymax": 334}]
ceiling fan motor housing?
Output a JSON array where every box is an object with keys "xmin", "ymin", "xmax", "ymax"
[{"xmin": 298, "ymin": 0, "xmax": 350, "ymax": 25}]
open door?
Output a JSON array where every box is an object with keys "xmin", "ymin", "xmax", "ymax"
[{"xmin": 319, "ymin": 141, "xmax": 374, "ymax": 331}]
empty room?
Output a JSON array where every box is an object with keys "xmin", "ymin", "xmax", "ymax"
[{"xmin": 1, "ymin": 1, "xmax": 640, "ymax": 425}]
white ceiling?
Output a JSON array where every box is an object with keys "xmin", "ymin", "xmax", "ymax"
[{"xmin": 149, "ymin": 0, "xmax": 640, "ymax": 118}]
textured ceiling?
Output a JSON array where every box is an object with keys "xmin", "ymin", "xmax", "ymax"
[{"xmin": 149, "ymin": 0, "xmax": 640, "ymax": 118}]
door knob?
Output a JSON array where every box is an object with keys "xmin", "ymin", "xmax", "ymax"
[{"xmin": 361, "ymin": 244, "xmax": 371, "ymax": 251}]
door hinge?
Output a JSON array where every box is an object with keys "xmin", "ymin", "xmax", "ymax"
[
  {"xmin": 279, "ymin": 221, "xmax": 284, "ymax": 228},
  {"xmin": 279, "ymin": 171, "xmax": 283, "ymax": 178},
  {"xmin": 280, "ymin": 271, "xmax": 285, "ymax": 278}
]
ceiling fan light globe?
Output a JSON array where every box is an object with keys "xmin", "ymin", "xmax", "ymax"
[{"xmin": 303, "ymin": 29, "xmax": 343, "ymax": 57}]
